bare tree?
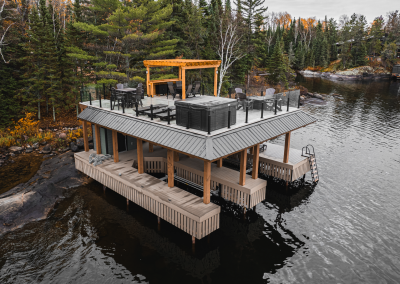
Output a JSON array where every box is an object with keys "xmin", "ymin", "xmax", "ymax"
[
  {"xmin": 0, "ymin": 0, "xmax": 15, "ymax": 63},
  {"xmin": 217, "ymin": 13, "xmax": 245, "ymax": 97}
]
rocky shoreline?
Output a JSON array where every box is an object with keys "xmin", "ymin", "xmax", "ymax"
[{"xmin": 299, "ymin": 70, "xmax": 391, "ymax": 81}]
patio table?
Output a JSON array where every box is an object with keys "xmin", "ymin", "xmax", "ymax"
[{"xmin": 247, "ymin": 96, "xmax": 281, "ymax": 111}]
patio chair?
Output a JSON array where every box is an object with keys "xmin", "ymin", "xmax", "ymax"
[
  {"xmin": 242, "ymin": 99, "xmax": 254, "ymax": 112},
  {"xmin": 138, "ymin": 83, "xmax": 144, "ymax": 99},
  {"xmin": 263, "ymin": 88, "xmax": 275, "ymax": 96},
  {"xmin": 135, "ymin": 85, "xmax": 143, "ymax": 106},
  {"xmin": 192, "ymin": 82, "xmax": 201, "ymax": 96},
  {"xmin": 185, "ymin": 84, "xmax": 193, "ymax": 98},
  {"xmin": 236, "ymin": 91, "xmax": 247, "ymax": 110},
  {"xmin": 117, "ymin": 83, "xmax": 124, "ymax": 89},
  {"xmin": 126, "ymin": 91, "xmax": 135, "ymax": 108},
  {"xmin": 167, "ymin": 82, "xmax": 179, "ymax": 100}
]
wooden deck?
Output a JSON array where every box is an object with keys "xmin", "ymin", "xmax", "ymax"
[
  {"xmin": 75, "ymin": 150, "xmax": 220, "ymax": 239},
  {"xmin": 248, "ymin": 143, "xmax": 310, "ymax": 182}
]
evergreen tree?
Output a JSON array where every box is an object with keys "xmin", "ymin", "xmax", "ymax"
[{"xmin": 267, "ymin": 37, "xmax": 288, "ymax": 87}]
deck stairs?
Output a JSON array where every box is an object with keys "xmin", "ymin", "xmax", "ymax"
[{"xmin": 301, "ymin": 145, "xmax": 319, "ymax": 183}]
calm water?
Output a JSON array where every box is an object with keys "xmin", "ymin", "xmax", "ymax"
[{"xmin": 1, "ymin": 77, "xmax": 400, "ymax": 283}]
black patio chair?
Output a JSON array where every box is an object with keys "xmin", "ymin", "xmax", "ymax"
[
  {"xmin": 192, "ymin": 82, "xmax": 201, "ymax": 97},
  {"xmin": 157, "ymin": 110, "xmax": 177, "ymax": 121},
  {"xmin": 125, "ymin": 91, "xmax": 135, "ymax": 108},
  {"xmin": 135, "ymin": 85, "xmax": 143, "ymax": 107},
  {"xmin": 138, "ymin": 83, "xmax": 144, "ymax": 99},
  {"xmin": 167, "ymin": 82, "xmax": 179, "ymax": 100},
  {"xmin": 185, "ymin": 84, "xmax": 193, "ymax": 98}
]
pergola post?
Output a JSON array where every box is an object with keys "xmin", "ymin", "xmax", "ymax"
[
  {"xmin": 179, "ymin": 67, "xmax": 182, "ymax": 80},
  {"xmin": 203, "ymin": 161, "xmax": 211, "ymax": 204},
  {"xmin": 82, "ymin": 121, "xmax": 89, "ymax": 152},
  {"xmin": 149, "ymin": 143, "xmax": 153, "ymax": 153},
  {"xmin": 137, "ymin": 139, "xmax": 144, "ymax": 174},
  {"xmin": 283, "ymin": 132, "xmax": 291, "ymax": 163},
  {"xmin": 174, "ymin": 151, "xmax": 179, "ymax": 162},
  {"xmin": 252, "ymin": 144, "xmax": 260, "ymax": 179},
  {"xmin": 167, "ymin": 150, "xmax": 174, "ymax": 187},
  {"xmin": 146, "ymin": 66, "xmax": 151, "ymax": 97},
  {"xmin": 112, "ymin": 130, "xmax": 119, "ymax": 162},
  {"xmin": 95, "ymin": 125, "xmax": 101, "ymax": 154},
  {"xmin": 182, "ymin": 67, "xmax": 186, "ymax": 100},
  {"xmin": 217, "ymin": 158, "xmax": 223, "ymax": 168},
  {"xmin": 239, "ymin": 148, "xmax": 247, "ymax": 186},
  {"xmin": 214, "ymin": 67, "xmax": 218, "ymax": 96}
]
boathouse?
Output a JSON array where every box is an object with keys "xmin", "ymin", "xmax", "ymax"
[{"xmin": 75, "ymin": 59, "xmax": 318, "ymax": 243}]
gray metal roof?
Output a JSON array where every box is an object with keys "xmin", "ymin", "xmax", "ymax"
[{"xmin": 78, "ymin": 107, "xmax": 317, "ymax": 160}]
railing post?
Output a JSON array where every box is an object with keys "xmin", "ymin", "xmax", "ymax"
[
  {"xmin": 245, "ymin": 105, "xmax": 249, "ymax": 123},
  {"xmin": 99, "ymin": 85, "xmax": 102, "ymax": 108},
  {"xmin": 135, "ymin": 102, "xmax": 138, "ymax": 117},
  {"xmin": 261, "ymin": 90, "xmax": 263, "ymax": 96},
  {"xmin": 122, "ymin": 99, "xmax": 125, "ymax": 113},
  {"xmin": 150, "ymin": 104, "xmax": 153, "ymax": 120},
  {"xmin": 228, "ymin": 108, "xmax": 231, "ymax": 129},
  {"xmin": 167, "ymin": 108, "xmax": 171, "ymax": 125},
  {"xmin": 187, "ymin": 110, "xmax": 190, "ymax": 129},
  {"xmin": 274, "ymin": 99, "xmax": 277, "ymax": 115},
  {"xmin": 287, "ymin": 96, "xmax": 290, "ymax": 111},
  {"xmin": 261, "ymin": 102, "xmax": 264, "ymax": 118},
  {"xmin": 89, "ymin": 88, "xmax": 92, "ymax": 105},
  {"xmin": 208, "ymin": 112, "xmax": 211, "ymax": 134},
  {"xmin": 298, "ymin": 94, "xmax": 300, "ymax": 108}
]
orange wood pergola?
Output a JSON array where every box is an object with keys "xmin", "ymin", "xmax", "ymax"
[{"xmin": 143, "ymin": 59, "xmax": 221, "ymax": 100}]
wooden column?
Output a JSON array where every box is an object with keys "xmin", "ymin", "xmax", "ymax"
[
  {"xmin": 174, "ymin": 151, "xmax": 179, "ymax": 162},
  {"xmin": 95, "ymin": 124, "xmax": 101, "ymax": 154},
  {"xmin": 217, "ymin": 158, "xmax": 223, "ymax": 168},
  {"xmin": 149, "ymin": 143, "xmax": 153, "ymax": 153},
  {"xmin": 214, "ymin": 67, "xmax": 218, "ymax": 96},
  {"xmin": 179, "ymin": 67, "xmax": 182, "ymax": 80},
  {"xmin": 283, "ymin": 132, "xmax": 291, "ymax": 163},
  {"xmin": 252, "ymin": 144, "xmax": 260, "ymax": 179},
  {"xmin": 203, "ymin": 161, "xmax": 211, "ymax": 204},
  {"xmin": 167, "ymin": 149, "xmax": 174, "ymax": 187},
  {"xmin": 82, "ymin": 121, "xmax": 89, "ymax": 152},
  {"xmin": 146, "ymin": 66, "xmax": 151, "ymax": 97},
  {"xmin": 182, "ymin": 67, "xmax": 186, "ymax": 100},
  {"xmin": 239, "ymin": 149, "xmax": 247, "ymax": 186},
  {"xmin": 112, "ymin": 130, "xmax": 119, "ymax": 162},
  {"xmin": 249, "ymin": 147, "xmax": 254, "ymax": 155},
  {"xmin": 137, "ymin": 139, "xmax": 144, "ymax": 174}
]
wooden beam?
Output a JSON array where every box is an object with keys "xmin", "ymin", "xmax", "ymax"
[
  {"xmin": 146, "ymin": 66, "xmax": 151, "ymax": 97},
  {"xmin": 182, "ymin": 67, "xmax": 186, "ymax": 100},
  {"xmin": 203, "ymin": 160, "xmax": 211, "ymax": 204},
  {"xmin": 137, "ymin": 138, "xmax": 144, "ymax": 174},
  {"xmin": 167, "ymin": 149, "xmax": 174, "ymax": 187},
  {"xmin": 252, "ymin": 144, "xmax": 259, "ymax": 179},
  {"xmin": 149, "ymin": 142, "xmax": 153, "ymax": 153},
  {"xmin": 174, "ymin": 151, "xmax": 179, "ymax": 162},
  {"xmin": 95, "ymin": 124, "xmax": 101, "ymax": 154},
  {"xmin": 183, "ymin": 65, "xmax": 221, "ymax": 70},
  {"xmin": 83, "ymin": 121, "xmax": 89, "ymax": 152},
  {"xmin": 214, "ymin": 67, "xmax": 218, "ymax": 97},
  {"xmin": 217, "ymin": 158, "xmax": 223, "ymax": 168},
  {"xmin": 283, "ymin": 132, "xmax": 291, "ymax": 163},
  {"xmin": 239, "ymin": 149, "xmax": 247, "ymax": 186},
  {"xmin": 112, "ymin": 130, "xmax": 119, "ymax": 162}
]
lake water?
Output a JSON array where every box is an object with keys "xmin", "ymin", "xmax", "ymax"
[{"xmin": 1, "ymin": 77, "xmax": 400, "ymax": 283}]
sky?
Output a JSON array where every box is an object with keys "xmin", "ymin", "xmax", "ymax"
[{"xmin": 261, "ymin": 0, "xmax": 395, "ymax": 24}]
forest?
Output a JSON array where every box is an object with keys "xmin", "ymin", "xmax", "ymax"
[{"xmin": 1, "ymin": 0, "xmax": 400, "ymax": 128}]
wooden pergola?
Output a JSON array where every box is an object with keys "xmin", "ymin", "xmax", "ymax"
[{"xmin": 143, "ymin": 59, "xmax": 221, "ymax": 100}]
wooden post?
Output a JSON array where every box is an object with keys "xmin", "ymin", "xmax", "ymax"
[
  {"xmin": 149, "ymin": 143, "xmax": 153, "ymax": 153},
  {"xmin": 112, "ymin": 130, "xmax": 119, "ymax": 162},
  {"xmin": 167, "ymin": 149, "xmax": 174, "ymax": 187},
  {"xmin": 217, "ymin": 158, "xmax": 223, "ymax": 168},
  {"xmin": 83, "ymin": 121, "xmax": 89, "ymax": 152},
  {"xmin": 214, "ymin": 67, "xmax": 218, "ymax": 96},
  {"xmin": 182, "ymin": 67, "xmax": 186, "ymax": 100},
  {"xmin": 179, "ymin": 67, "xmax": 182, "ymax": 80},
  {"xmin": 95, "ymin": 124, "xmax": 101, "ymax": 154},
  {"xmin": 146, "ymin": 66, "xmax": 151, "ymax": 97},
  {"xmin": 174, "ymin": 151, "xmax": 179, "ymax": 162},
  {"xmin": 203, "ymin": 160, "xmax": 211, "ymax": 204},
  {"xmin": 283, "ymin": 132, "xmax": 291, "ymax": 163},
  {"xmin": 137, "ymin": 139, "xmax": 144, "ymax": 174},
  {"xmin": 239, "ymin": 149, "xmax": 247, "ymax": 186},
  {"xmin": 249, "ymin": 147, "xmax": 254, "ymax": 155},
  {"xmin": 192, "ymin": 236, "xmax": 195, "ymax": 244},
  {"xmin": 252, "ymin": 144, "xmax": 259, "ymax": 179}
]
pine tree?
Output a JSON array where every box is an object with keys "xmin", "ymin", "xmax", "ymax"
[{"xmin": 267, "ymin": 37, "xmax": 288, "ymax": 87}]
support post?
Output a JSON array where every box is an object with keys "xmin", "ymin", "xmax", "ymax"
[
  {"xmin": 95, "ymin": 125, "xmax": 101, "ymax": 154},
  {"xmin": 182, "ymin": 68, "xmax": 186, "ymax": 100},
  {"xmin": 283, "ymin": 132, "xmax": 291, "ymax": 163},
  {"xmin": 214, "ymin": 67, "xmax": 218, "ymax": 96},
  {"xmin": 203, "ymin": 160, "xmax": 211, "ymax": 204},
  {"xmin": 239, "ymin": 149, "xmax": 247, "ymax": 186},
  {"xmin": 112, "ymin": 130, "xmax": 119, "ymax": 162},
  {"xmin": 83, "ymin": 121, "xmax": 89, "ymax": 152},
  {"xmin": 167, "ymin": 149, "xmax": 174, "ymax": 187},
  {"xmin": 192, "ymin": 236, "xmax": 195, "ymax": 244},
  {"xmin": 174, "ymin": 151, "xmax": 179, "ymax": 162},
  {"xmin": 217, "ymin": 158, "xmax": 223, "ymax": 168},
  {"xmin": 149, "ymin": 143, "xmax": 153, "ymax": 153},
  {"xmin": 179, "ymin": 67, "xmax": 182, "ymax": 80},
  {"xmin": 146, "ymin": 67, "xmax": 151, "ymax": 97},
  {"xmin": 252, "ymin": 144, "xmax": 260, "ymax": 179},
  {"xmin": 137, "ymin": 139, "xmax": 144, "ymax": 174}
]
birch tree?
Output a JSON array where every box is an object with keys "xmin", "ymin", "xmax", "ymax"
[
  {"xmin": 217, "ymin": 13, "xmax": 245, "ymax": 96},
  {"xmin": 0, "ymin": 0, "xmax": 15, "ymax": 63}
]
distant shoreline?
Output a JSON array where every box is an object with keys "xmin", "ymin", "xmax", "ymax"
[{"xmin": 298, "ymin": 70, "xmax": 392, "ymax": 81}]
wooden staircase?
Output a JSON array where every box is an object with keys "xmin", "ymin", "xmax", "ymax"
[{"xmin": 302, "ymin": 145, "xmax": 319, "ymax": 184}]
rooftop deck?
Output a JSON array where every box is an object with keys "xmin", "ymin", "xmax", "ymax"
[{"xmin": 80, "ymin": 95, "xmax": 300, "ymax": 137}]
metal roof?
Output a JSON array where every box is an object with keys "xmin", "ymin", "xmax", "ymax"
[{"xmin": 78, "ymin": 107, "xmax": 317, "ymax": 161}]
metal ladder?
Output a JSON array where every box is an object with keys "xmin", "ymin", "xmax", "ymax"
[{"xmin": 301, "ymin": 145, "xmax": 319, "ymax": 184}]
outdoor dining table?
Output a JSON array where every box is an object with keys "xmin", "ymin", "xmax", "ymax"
[{"xmin": 246, "ymin": 96, "xmax": 282, "ymax": 111}]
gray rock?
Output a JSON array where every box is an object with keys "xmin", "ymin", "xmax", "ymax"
[
  {"xmin": 70, "ymin": 142, "xmax": 79, "ymax": 152},
  {"xmin": 32, "ymin": 142, "xmax": 39, "ymax": 149},
  {"xmin": 10, "ymin": 153, "xmax": 15, "ymax": 157},
  {"xmin": 40, "ymin": 141, "xmax": 47, "ymax": 146},
  {"xmin": 42, "ymin": 144, "xmax": 52, "ymax": 154},
  {"xmin": 9, "ymin": 146, "xmax": 23, "ymax": 154},
  {"xmin": 25, "ymin": 147, "xmax": 33, "ymax": 153},
  {"xmin": 76, "ymin": 138, "xmax": 84, "ymax": 148}
]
